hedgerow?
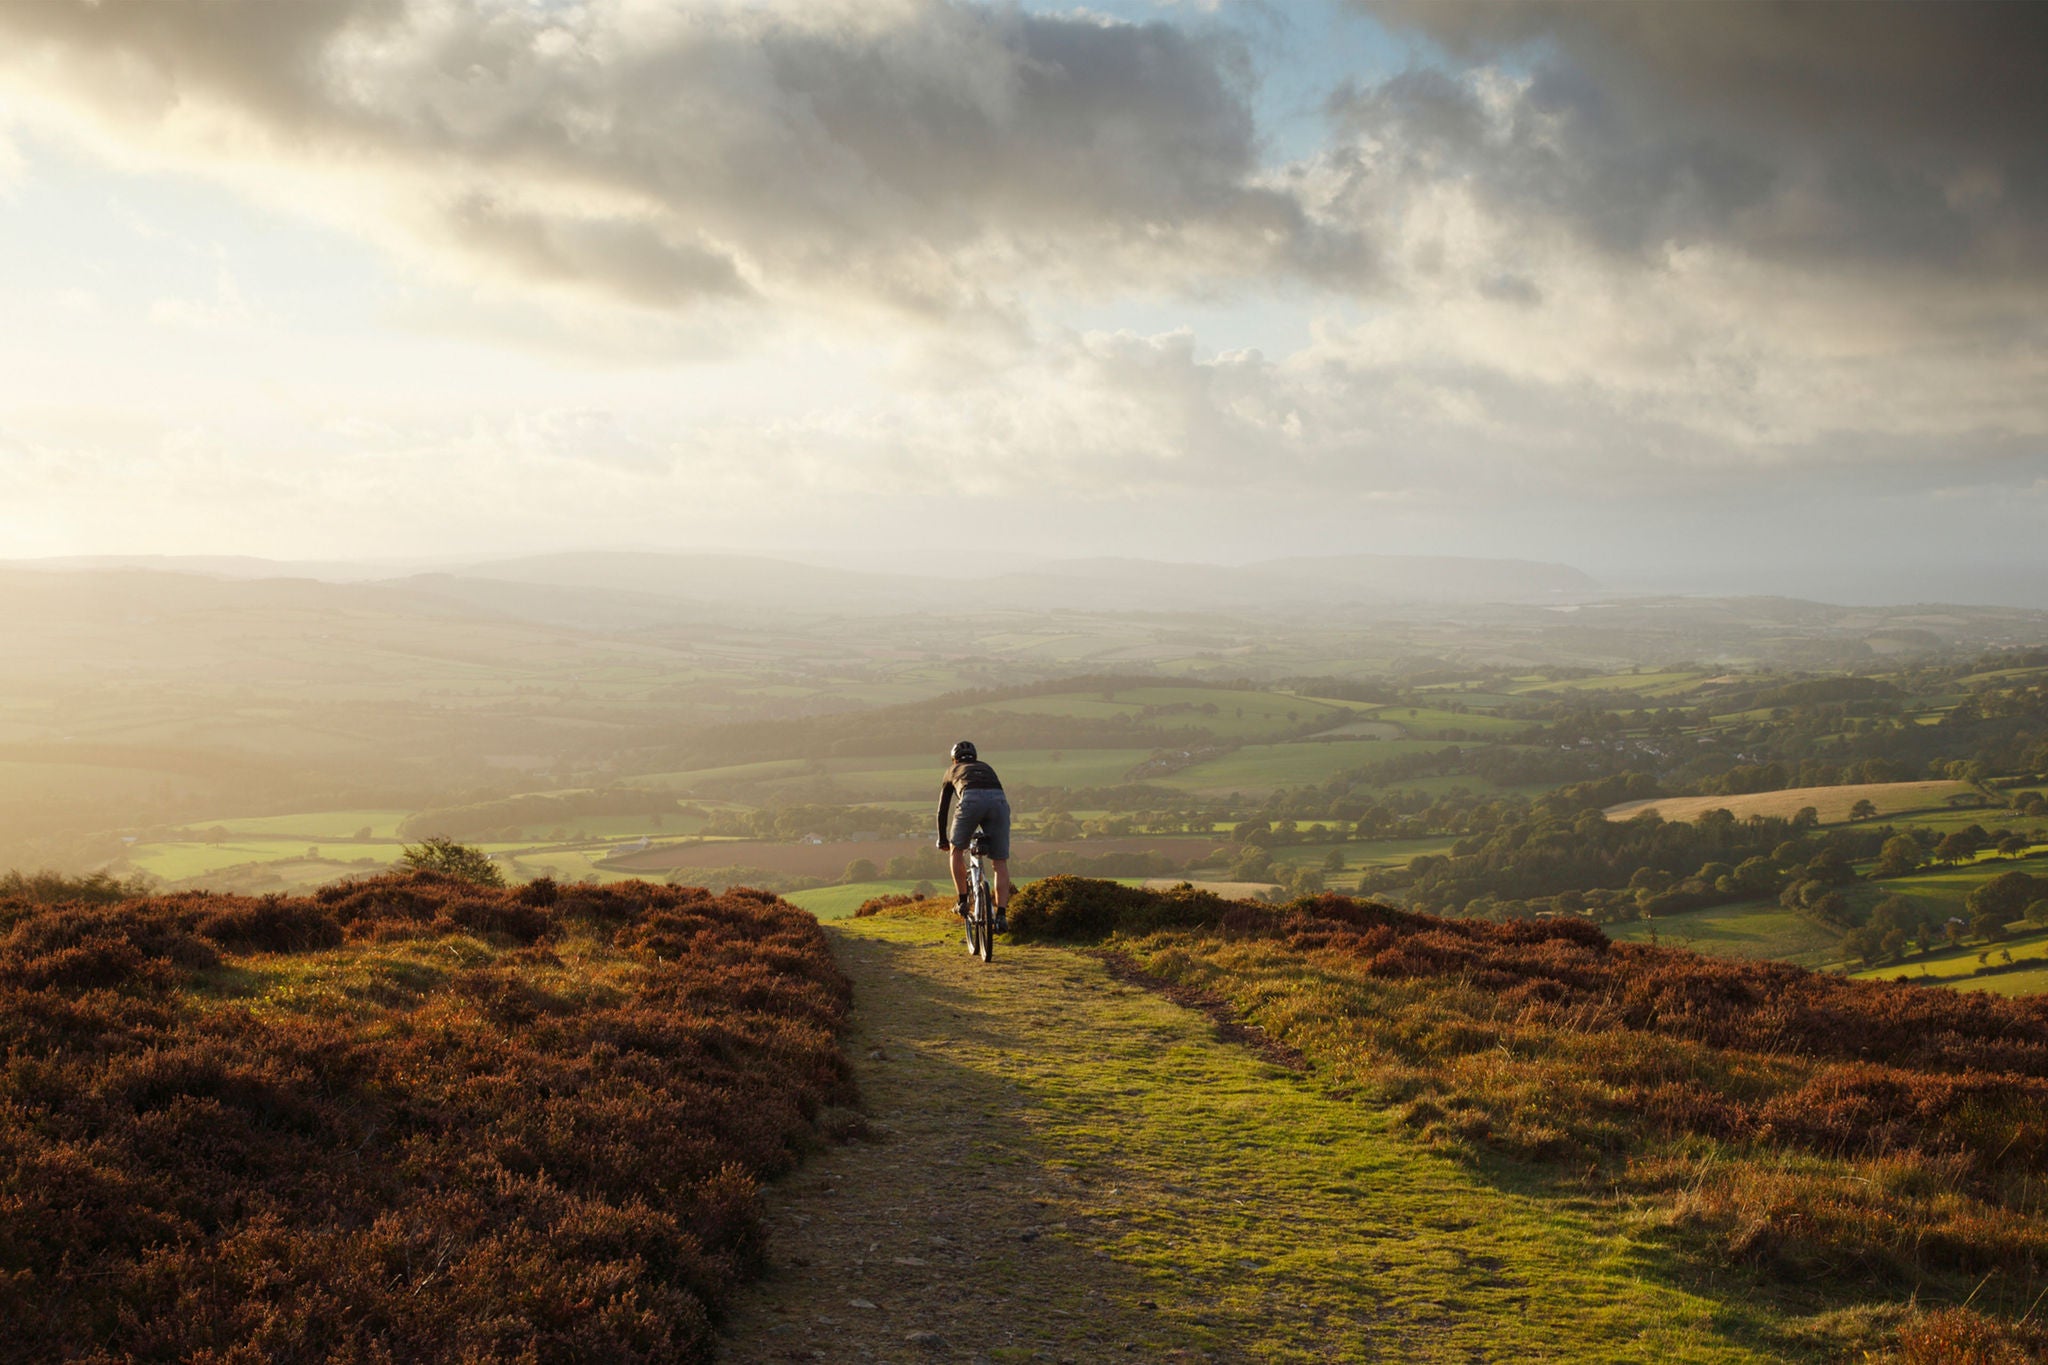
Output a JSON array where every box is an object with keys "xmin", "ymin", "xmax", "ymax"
[{"xmin": 0, "ymin": 871, "xmax": 853, "ymax": 1364}]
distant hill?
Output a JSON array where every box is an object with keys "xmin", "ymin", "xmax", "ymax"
[{"xmin": 421, "ymin": 549, "xmax": 1602, "ymax": 614}]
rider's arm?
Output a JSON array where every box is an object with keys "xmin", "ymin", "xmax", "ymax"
[{"xmin": 936, "ymin": 781, "xmax": 955, "ymax": 847}]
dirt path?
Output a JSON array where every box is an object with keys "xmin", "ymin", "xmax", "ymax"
[{"xmin": 715, "ymin": 912, "xmax": 1781, "ymax": 1365}]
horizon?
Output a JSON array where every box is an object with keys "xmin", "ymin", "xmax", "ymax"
[
  {"xmin": 1, "ymin": 1, "xmax": 2043, "ymax": 606},
  {"xmin": 9, "ymin": 544, "xmax": 2048, "ymax": 614}
]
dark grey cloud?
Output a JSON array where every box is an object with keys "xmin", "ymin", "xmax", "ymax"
[
  {"xmin": 0, "ymin": 0, "xmax": 1371, "ymax": 312},
  {"xmin": 1354, "ymin": 0, "xmax": 2048, "ymax": 280}
]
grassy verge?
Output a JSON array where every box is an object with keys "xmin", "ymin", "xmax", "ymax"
[{"xmin": 1006, "ymin": 879, "xmax": 2048, "ymax": 1361}]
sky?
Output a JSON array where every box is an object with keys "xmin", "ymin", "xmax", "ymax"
[{"xmin": 0, "ymin": 0, "xmax": 2044, "ymax": 606}]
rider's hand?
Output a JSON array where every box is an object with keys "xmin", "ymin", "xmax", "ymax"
[{"xmin": 936, "ymin": 839, "xmax": 950, "ymax": 851}]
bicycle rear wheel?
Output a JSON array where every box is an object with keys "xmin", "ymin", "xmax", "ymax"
[
  {"xmin": 964, "ymin": 867, "xmax": 984, "ymax": 957},
  {"xmin": 974, "ymin": 880, "xmax": 995, "ymax": 962}
]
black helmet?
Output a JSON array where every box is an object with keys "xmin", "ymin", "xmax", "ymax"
[{"xmin": 950, "ymin": 740, "xmax": 977, "ymax": 762}]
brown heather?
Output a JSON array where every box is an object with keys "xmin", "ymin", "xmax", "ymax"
[
  {"xmin": 1011, "ymin": 877, "xmax": 2048, "ymax": 1356},
  {"xmin": 0, "ymin": 871, "xmax": 854, "ymax": 1364}
]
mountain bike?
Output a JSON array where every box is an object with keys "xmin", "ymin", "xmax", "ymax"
[{"xmin": 963, "ymin": 830, "xmax": 996, "ymax": 963}]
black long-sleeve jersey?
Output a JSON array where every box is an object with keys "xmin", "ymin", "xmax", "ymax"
[{"xmin": 936, "ymin": 759, "xmax": 1004, "ymax": 840}]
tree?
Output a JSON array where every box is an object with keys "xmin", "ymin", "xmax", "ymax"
[
  {"xmin": 1934, "ymin": 833, "xmax": 1977, "ymax": 866},
  {"xmin": 843, "ymin": 858, "xmax": 879, "ymax": 883},
  {"xmin": 1229, "ymin": 847, "xmax": 1274, "ymax": 882},
  {"xmin": 1998, "ymin": 834, "xmax": 2030, "ymax": 859},
  {"xmin": 399, "ymin": 836, "xmax": 505, "ymax": 887},
  {"xmin": 1282, "ymin": 866, "xmax": 1325, "ymax": 896},
  {"xmin": 1972, "ymin": 902, "xmax": 2013, "ymax": 942},
  {"xmin": 1875, "ymin": 835, "xmax": 1922, "ymax": 878},
  {"xmin": 1848, "ymin": 798, "xmax": 1879, "ymax": 822},
  {"xmin": 1964, "ymin": 871, "xmax": 2046, "ymax": 926}
]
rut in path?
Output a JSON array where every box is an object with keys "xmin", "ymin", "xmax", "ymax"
[{"xmin": 714, "ymin": 912, "xmax": 1779, "ymax": 1365}]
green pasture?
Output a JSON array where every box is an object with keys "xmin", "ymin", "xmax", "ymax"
[
  {"xmin": 486, "ymin": 814, "xmax": 702, "ymax": 841},
  {"xmin": 1605, "ymin": 903, "xmax": 1842, "ymax": 967},
  {"xmin": 631, "ymin": 759, "xmax": 808, "ymax": 793},
  {"xmin": 1362, "ymin": 706, "xmax": 1533, "ymax": 738},
  {"xmin": 1407, "ymin": 689, "xmax": 1523, "ymax": 709},
  {"xmin": 1876, "ymin": 805, "xmax": 2043, "ymax": 837},
  {"xmin": 1852, "ymin": 929, "xmax": 2048, "ymax": 997},
  {"xmin": 1511, "ymin": 670, "xmax": 1711, "ymax": 698},
  {"xmin": 1157, "ymin": 740, "xmax": 1468, "ymax": 795},
  {"xmin": 1852, "ymin": 928, "xmax": 2048, "ymax": 984},
  {"xmin": 1303, "ymin": 718, "xmax": 1406, "ymax": 739},
  {"xmin": 1961, "ymin": 963, "xmax": 2048, "ymax": 996},
  {"xmin": 1859, "ymin": 848, "xmax": 2048, "ymax": 918},
  {"xmin": 784, "ymin": 880, "xmax": 930, "ymax": 920},
  {"xmin": 129, "ymin": 839, "xmax": 392, "ymax": 883},
  {"xmin": 961, "ymin": 685, "xmax": 1352, "ymax": 743},
  {"xmin": 171, "ymin": 810, "xmax": 410, "ymax": 840},
  {"xmin": 496, "ymin": 848, "xmax": 640, "ymax": 885}
]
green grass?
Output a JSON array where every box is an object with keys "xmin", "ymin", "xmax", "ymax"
[
  {"xmin": 783, "ymin": 880, "xmax": 931, "ymax": 919},
  {"xmin": 170, "ymin": 809, "xmax": 409, "ymax": 839},
  {"xmin": 1362, "ymin": 706, "xmax": 1533, "ymax": 738},
  {"xmin": 1848, "ymin": 928, "xmax": 2048, "ymax": 990},
  {"xmin": 130, "ymin": 840, "xmax": 389, "ymax": 882},
  {"xmin": 1861, "ymin": 849, "xmax": 2048, "ymax": 919},
  {"xmin": 963, "ymin": 685, "xmax": 1352, "ymax": 743},
  {"xmin": 832, "ymin": 911, "xmax": 1795, "ymax": 1361},
  {"xmin": 1963, "ymin": 963, "xmax": 2048, "ymax": 996},
  {"xmin": 1158, "ymin": 740, "xmax": 1464, "ymax": 794},
  {"xmin": 1606, "ymin": 904, "xmax": 1844, "ymax": 967},
  {"xmin": 1511, "ymin": 670, "xmax": 1712, "ymax": 698}
]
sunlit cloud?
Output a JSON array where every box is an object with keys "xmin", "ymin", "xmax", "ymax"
[{"xmin": 0, "ymin": 0, "xmax": 2041, "ymax": 598}]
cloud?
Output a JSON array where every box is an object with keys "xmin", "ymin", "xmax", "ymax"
[
  {"xmin": 1353, "ymin": 1, "xmax": 2048, "ymax": 283},
  {"xmin": 0, "ymin": 0, "xmax": 1371, "ymax": 317}
]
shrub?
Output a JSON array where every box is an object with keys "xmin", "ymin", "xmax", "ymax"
[
  {"xmin": 397, "ymin": 836, "xmax": 506, "ymax": 887},
  {"xmin": 1007, "ymin": 876, "xmax": 1254, "ymax": 942},
  {"xmin": 0, "ymin": 873, "xmax": 853, "ymax": 1363}
]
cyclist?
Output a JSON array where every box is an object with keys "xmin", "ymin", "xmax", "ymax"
[{"xmin": 936, "ymin": 740, "xmax": 1013, "ymax": 931}]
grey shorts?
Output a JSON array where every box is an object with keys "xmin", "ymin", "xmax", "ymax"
[{"xmin": 949, "ymin": 790, "xmax": 1012, "ymax": 860}]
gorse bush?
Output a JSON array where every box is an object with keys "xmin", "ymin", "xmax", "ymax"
[{"xmin": 0, "ymin": 870, "xmax": 853, "ymax": 1364}]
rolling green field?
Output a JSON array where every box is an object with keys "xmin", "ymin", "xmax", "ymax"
[
  {"xmin": 1510, "ymin": 670, "xmax": 1713, "ymax": 697},
  {"xmin": 169, "ymin": 810, "xmax": 410, "ymax": 839},
  {"xmin": 1858, "ymin": 848, "xmax": 2048, "ymax": 919},
  {"xmin": 1606, "ymin": 780, "xmax": 1980, "ymax": 825},
  {"xmin": 128, "ymin": 840, "xmax": 393, "ymax": 883},
  {"xmin": 1851, "ymin": 929, "xmax": 2048, "ymax": 995},
  {"xmin": 1359, "ymin": 705, "xmax": 1533, "ymax": 738},
  {"xmin": 1605, "ymin": 904, "xmax": 1843, "ymax": 967},
  {"xmin": 1158, "ymin": 740, "xmax": 1466, "ymax": 793},
  {"xmin": 783, "ymin": 880, "xmax": 930, "ymax": 919}
]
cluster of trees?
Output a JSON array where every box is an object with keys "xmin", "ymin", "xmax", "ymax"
[
  {"xmin": 1840, "ymin": 870, "xmax": 2048, "ymax": 967},
  {"xmin": 701, "ymin": 803, "xmax": 922, "ymax": 842},
  {"xmin": 397, "ymin": 787, "xmax": 672, "ymax": 843},
  {"xmin": 1369, "ymin": 806, "xmax": 1900, "ymax": 921}
]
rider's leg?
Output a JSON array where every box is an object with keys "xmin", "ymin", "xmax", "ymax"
[
  {"xmin": 992, "ymin": 858, "xmax": 1013, "ymax": 908},
  {"xmin": 949, "ymin": 846, "xmax": 969, "ymax": 899}
]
